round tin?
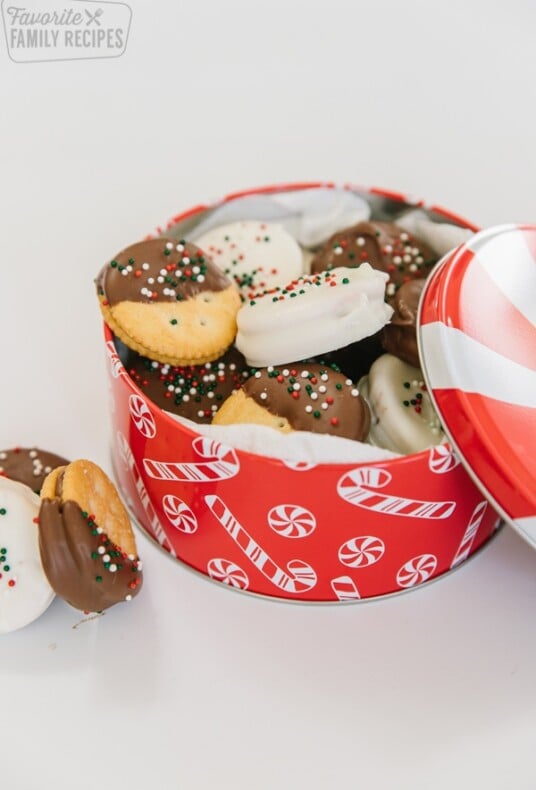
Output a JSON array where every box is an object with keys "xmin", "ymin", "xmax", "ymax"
[{"xmin": 103, "ymin": 182, "xmax": 501, "ymax": 602}]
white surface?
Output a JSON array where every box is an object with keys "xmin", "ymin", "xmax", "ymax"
[{"xmin": 1, "ymin": 1, "xmax": 536, "ymax": 788}]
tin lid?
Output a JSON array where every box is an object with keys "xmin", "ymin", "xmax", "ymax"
[{"xmin": 418, "ymin": 224, "xmax": 536, "ymax": 549}]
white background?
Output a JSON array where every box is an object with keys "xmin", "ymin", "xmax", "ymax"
[{"xmin": 1, "ymin": 1, "xmax": 536, "ymax": 788}]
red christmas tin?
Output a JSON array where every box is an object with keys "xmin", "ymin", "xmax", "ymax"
[{"xmin": 103, "ymin": 182, "xmax": 504, "ymax": 602}]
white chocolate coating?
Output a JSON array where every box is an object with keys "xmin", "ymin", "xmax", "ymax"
[
  {"xmin": 0, "ymin": 477, "xmax": 55, "ymax": 634},
  {"xmin": 194, "ymin": 220, "xmax": 304, "ymax": 295},
  {"xmin": 358, "ymin": 354, "xmax": 444, "ymax": 455},
  {"xmin": 235, "ymin": 263, "xmax": 393, "ymax": 367}
]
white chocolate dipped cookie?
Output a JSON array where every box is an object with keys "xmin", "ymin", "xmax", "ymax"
[
  {"xmin": 358, "ymin": 354, "xmax": 444, "ymax": 454},
  {"xmin": 235, "ymin": 263, "xmax": 393, "ymax": 368},
  {"xmin": 0, "ymin": 477, "xmax": 55, "ymax": 633},
  {"xmin": 194, "ymin": 221, "xmax": 304, "ymax": 297}
]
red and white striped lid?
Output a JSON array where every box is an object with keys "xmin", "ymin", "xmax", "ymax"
[{"xmin": 419, "ymin": 224, "xmax": 536, "ymax": 549}]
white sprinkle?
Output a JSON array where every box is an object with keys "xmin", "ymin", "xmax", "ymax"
[
  {"xmin": 160, "ymin": 268, "xmax": 167, "ymax": 276},
  {"xmin": 282, "ymin": 369, "xmax": 289, "ymax": 377},
  {"xmin": 136, "ymin": 561, "xmax": 143, "ymax": 571},
  {"xmin": 351, "ymin": 388, "xmax": 359, "ymax": 397},
  {"xmin": 207, "ymin": 392, "xmax": 214, "ymax": 398},
  {"xmin": 305, "ymin": 405, "xmax": 313, "ymax": 413},
  {"xmin": 255, "ymin": 371, "xmax": 262, "ymax": 378},
  {"xmin": 182, "ymin": 256, "xmax": 190, "ymax": 265},
  {"xmin": 403, "ymin": 254, "xmax": 412, "ymax": 264},
  {"xmin": 176, "ymin": 244, "xmax": 184, "ymax": 252},
  {"xmin": 98, "ymin": 546, "xmax": 105, "ymax": 555},
  {"xmin": 301, "ymin": 370, "xmax": 309, "ymax": 378},
  {"xmin": 142, "ymin": 262, "xmax": 150, "ymax": 270},
  {"xmin": 293, "ymin": 383, "xmax": 300, "ymax": 391},
  {"xmin": 109, "ymin": 564, "xmax": 118, "ymax": 573},
  {"xmin": 260, "ymin": 392, "xmax": 268, "ymax": 400},
  {"xmin": 318, "ymin": 385, "xmax": 327, "ymax": 393},
  {"xmin": 345, "ymin": 379, "xmax": 353, "ymax": 386},
  {"xmin": 125, "ymin": 595, "xmax": 133, "ymax": 601},
  {"xmin": 384, "ymin": 244, "xmax": 393, "ymax": 254},
  {"xmin": 121, "ymin": 269, "xmax": 128, "ymax": 276},
  {"xmin": 409, "ymin": 263, "xmax": 418, "ymax": 272},
  {"xmin": 197, "ymin": 275, "xmax": 205, "ymax": 283},
  {"xmin": 416, "ymin": 256, "xmax": 424, "ymax": 264},
  {"xmin": 29, "ymin": 450, "xmax": 37, "ymax": 458},
  {"xmin": 400, "ymin": 232, "xmax": 409, "ymax": 241},
  {"xmin": 411, "ymin": 247, "xmax": 420, "ymax": 256},
  {"xmin": 148, "ymin": 277, "xmax": 154, "ymax": 284},
  {"xmin": 157, "ymin": 276, "xmax": 164, "ymax": 283},
  {"xmin": 167, "ymin": 385, "xmax": 174, "ymax": 392},
  {"xmin": 357, "ymin": 237, "xmax": 365, "ymax": 247},
  {"xmin": 267, "ymin": 366, "xmax": 274, "ymax": 373},
  {"xmin": 197, "ymin": 410, "xmax": 204, "ymax": 418},
  {"xmin": 192, "ymin": 266, "xmax": 200, "ymax": 275},
  {"xmin": 321, "ymin": 402, "xmax": 329, "ymax": 410},
  {"xmin": 334, "ymin": 246, "xmax": 343, "ymax": 255},
  {"xmin": 165, "ymin": 242, "xmax": 174, "ymax": 250},
  {"xmin": 310, "ymin": 392, "xmax": 318, "ymax": 401},
  {"xmin": 190, "ymin": 387, "xmax": 197, "ymax": 395},
  {"xmin": 393, "ymin": 256, "xmax": 402, "ymax": 265},
  {"xmin": 103, "ymin": 554, "xmax": 111, "ymax": 563},
  {"xmin": 182, "ymin": 394, "xmax": 190, "ymax": 402},
  {"xmin": 387, "ymin": 283, "xmax": 396, "ymax": 296},
  {"xmin": 320, "ymin": 373, "xmax": 329, "ymax": 382}
]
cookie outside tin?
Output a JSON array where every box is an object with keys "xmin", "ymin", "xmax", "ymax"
[{"xmin": 103, "ymin": 183, "xmax": 501, "ymax": 603}]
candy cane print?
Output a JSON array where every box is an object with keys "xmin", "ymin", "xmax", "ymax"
[
  {"xmin": 450, "ymin": 500, "xmax": 488, "ymax": 568},
  {"xmin": 204, "ymin": 495, "xmax": 317, "ymax": 594},
  {"xmin": 337, "ymin": 467, "xmax": 456, "ymax": 519},
  {"xmin": 428, "ymin": 444, "xmax": 461, "ymax": 475},
  {"xmin": 330, "ymin": 576, "xmax": 361, "ymax": 601},
  {"xmin": 129, "ymin": 394, "xmax": 157, "ymax": 439},
  {"xmin": 116, "ymin": 431, "xmax": 176, "ymax": 557},
  {"xmin": 104, "ymin": 340, "xmax": 128, "ymax": 379},
  {"xmin": 143, "ymin": 437, "xmax": 240, "ymax": 483}
]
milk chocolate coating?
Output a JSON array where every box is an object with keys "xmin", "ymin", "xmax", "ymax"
[
  {"xmin": 0, "ymin": 447, "xmax": 69, "ymax": 494},
  {"xmin": 244, "ymin": 363, "xmax": 371, "ymax": 441},
  {"xmin": 95, "ymin": 238, "xmax": 231, "ymax": 306},
  {"xmin": 310, "ymin": 221, "xmax": 437, "ymax": 291},
  {"xmin": 38, "ymin": 499, "xmax": 142, "ymax": 612},
  {"xmin": 382, "ymin": 279, "xmax": 425, "ymax": 368},
  {"xmin": 126, "ymin": 346, "xmax": 251, "ymax": 424}
]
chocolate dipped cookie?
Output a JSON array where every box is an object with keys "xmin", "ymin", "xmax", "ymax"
[
  {"xmin": 213, "ymin": 363, "xmax": 371, "ymax": 441},
  {"xmin": 96, "ymin": 238, "xmax": 241, "ymax": 365},
  {"xmin": 126, "ymin": 346, "xmax": 251, "ymax": 424},
  {"xmin": 310, "ymin": 220, "xmax": 437, "ymax": 297},
  {"xmin": 39, "ymin": 460, "xmax": 142, "ymax": 612},
  {"xmin": 0, "ymin": 446, "xmax": 69, "ymax": 494},
  {"xmin": 382, "ymin": 278, "xmax": 425, "ymax": 368}
]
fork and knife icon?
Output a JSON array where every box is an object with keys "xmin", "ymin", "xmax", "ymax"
[{"xmin": 84, "ymin": 8, "xmax": 104, "ymax": 26}]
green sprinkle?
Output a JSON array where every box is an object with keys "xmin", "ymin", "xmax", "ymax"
[
  {"xmin": 335, "ymin": 383, "xmax": 343, "ymax": 390},
  {"xmin": 250, "ymin": 300, "xmax": 256, "ymax": 306},
  {"xmin": 0, "ymin": 509, "xmax": 6, "ymax": 516},
  {"xmin": 342, "ymin": 278, "xmax": 350, "ymax": 284},
  {"xmin": 313, "ymin": 411, "xmax": 321, "ymax": 419},
  {"xmin": 170, "ymin": 318, "xmax": 178, "ymax": 325},
  {"xmin": 95, "ymin": 576, "xmax": 103, "ymax": 583},
  {"xmin": 110, "ymin": 260, "xmax": 118, "ymax": 268},
  {"xmin": 91, "ymin": 552, "xmax": 98, "ymax": 560},
  {"xmin": 403, "ymin": 381, "xmax": 411, "ymax": 389},
  {"xmin": 403, "ymin": 400, "xmax": 410, "ymax": 407}
]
